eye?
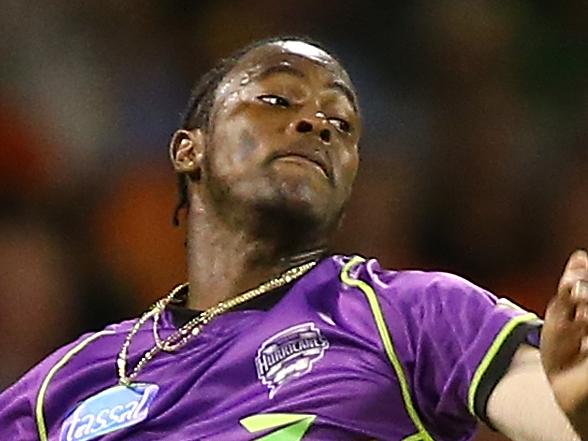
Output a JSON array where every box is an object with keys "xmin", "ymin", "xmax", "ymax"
[
  {"xmin": 328, "ymin": 117, "xmax": 351, "ymax": 133},
  {"xmin": 257, "ymin": 94, "xmax": 290, "ymax": 108}
]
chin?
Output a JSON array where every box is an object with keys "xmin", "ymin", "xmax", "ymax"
[
  {"xmin": 254, "ymin": 180, "xmax": 339, "ymax": 235},
  {"xmin": 210, "ymin": 172, "xmax": 341, "ymax": 236}
]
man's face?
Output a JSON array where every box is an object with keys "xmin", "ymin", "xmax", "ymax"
[{"xmin": 203, "ymin": 41, "xmax": 360, "ymax": 232}]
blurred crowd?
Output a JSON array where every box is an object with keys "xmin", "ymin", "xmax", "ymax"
[{"xmin": 1, "ymin": 2, "xmax": 587, "ymax": 439}]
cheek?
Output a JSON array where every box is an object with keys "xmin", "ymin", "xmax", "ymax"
[
  {"xmin": 207, "ymin": 97, "xmax": 290, "ymax": 181},
  {"xmin": 339, "ymin": 147, "xmax": 359, "ymax": 187},
  {"xmin": 211, "ymin": 105, "xmax": 284, "ymax": 167},
  {"xmin": 207, "ymin": 118, "xmax": 267, "ymax": 182},
  {"xmin": 237, "ymin": 129, "xmax": 259, "ymax": 162}
]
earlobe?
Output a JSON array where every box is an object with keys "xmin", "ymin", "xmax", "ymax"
[{"xmin": 169, "ymin": 129, "xmax": 205, "ymax": 177}]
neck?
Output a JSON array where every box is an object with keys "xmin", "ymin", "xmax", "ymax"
[{"xmin": 184, "ymin": 194, "xmax": 327, "ymax": 310}]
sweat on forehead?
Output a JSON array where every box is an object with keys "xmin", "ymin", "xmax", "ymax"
[
  {"xmin": 241, "ymin": 41, "xmax": 345, "ymax": 75},
  {"xmin": 217, "ymin": 40, "xmax": 353, "ymax": 96},
  {"xmin": 268, "ymin": 40, "xmax": 334, "ymax": 64}
]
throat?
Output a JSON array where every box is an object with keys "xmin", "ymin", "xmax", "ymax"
[
  {"xmin": 184, "ymin": 241, "xmax": 326, "ymax": 311},
  {"xmin": 184, "ymin": 194, "xmax": 329, "ymax": 311}
]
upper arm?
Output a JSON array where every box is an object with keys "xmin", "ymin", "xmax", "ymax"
[
  {"xmin": 487, "ymin": 345, "xmax": 580, "ymax": 441},
  {"xmin": 373, "ymin": 269, "xmax": 542, "ymax": 436}
]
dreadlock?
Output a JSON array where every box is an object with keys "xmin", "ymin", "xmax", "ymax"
[{"xmin": 172, "ymin": 36, "xmax": 340, "ymax": 227}]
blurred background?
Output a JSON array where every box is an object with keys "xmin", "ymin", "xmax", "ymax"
[{"xmin": 1, "ymin": 1, "xmax": 586, "ymax": 439}]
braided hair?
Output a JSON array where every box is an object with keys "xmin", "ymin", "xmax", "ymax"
[{"xmin": 172, "ymin": 36, "xmax": 337, "ymax": 226}]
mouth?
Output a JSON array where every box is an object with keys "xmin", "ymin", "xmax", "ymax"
[
  {"xmin": 275, "ymin": 155, "xmax": 328, "ymax": 177},
  {"xmin": 272, "ymin": 151, "xmax": 331, "ymax": 181}
]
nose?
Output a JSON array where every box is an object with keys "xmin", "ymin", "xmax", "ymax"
[{"xmin": 295, "ymin": 119, "xmax": 331, "ymax": 144}]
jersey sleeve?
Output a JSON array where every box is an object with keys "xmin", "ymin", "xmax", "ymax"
[{"xmin": 373, "ymin": 267, "xmax": 542, "ymax": 435}]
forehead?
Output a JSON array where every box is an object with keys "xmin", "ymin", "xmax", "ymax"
[
  {"xmin": 249, "ymin": 41, "xmax": 335, "ymax": 66},
  {"xmin": 223, "ymin": 41, "xmax": 353, "ymax": 89}
]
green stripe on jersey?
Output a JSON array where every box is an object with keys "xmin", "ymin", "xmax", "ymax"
[
  {"xmin": 35, "ymin": 330, "xmax": 116, "ymax": 441},
  {"xmin": 340, "ymin": 256, "xmax": 434, "ymax": 441}
]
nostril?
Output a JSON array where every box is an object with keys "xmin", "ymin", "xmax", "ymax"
[
  {"xmin": 319, "ymin": 129, "xmax": 331, "ymax": 143},
  {"xmin": 296, "ymin": 120, "xmax": 313, "ymax": 133}
]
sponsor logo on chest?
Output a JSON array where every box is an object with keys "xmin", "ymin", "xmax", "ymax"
[
  {"xmin": 59, "ymin": 383, "xmax": 159, "ymax": 441},
  {"xmin": 256, "ymin": 322, "xmax": 329, "ymax": 398}
]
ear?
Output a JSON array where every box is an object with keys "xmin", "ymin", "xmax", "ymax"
[{"xmin": 169, "ymin": 129, "xmax": 205, "ymax": 177}]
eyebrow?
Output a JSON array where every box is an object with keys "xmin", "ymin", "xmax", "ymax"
[
  {"xmin": 255, "ymin": 64, "xmax": 306, "ymax": 81},
  {"xmin": 254, "ymin": 64, "xmax": 358, "ymax": 112},
  {"xmin": 329, "ymin": 80, "xmax": 358, "ymax": 112}
]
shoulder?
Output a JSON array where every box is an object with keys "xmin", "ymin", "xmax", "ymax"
[
  {"xmin": 42, "ymin": 318, "xmax": 136, "ymax": 370},
  {"xmin": 333, "ymin": 254, "xmax": 541, "ymax": 343},
  {"xmin": 0, "ymin": 318, "xmax": 136, "ymax": 438},
  {"xmin": 1, "ymin": 318, "xmax": 134, "ymax": 403},
  {"xmin": 334, "ymin": 254, "xmax": 496, "ymax": 310}
]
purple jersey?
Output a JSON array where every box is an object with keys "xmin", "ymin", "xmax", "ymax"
[{"xmin": 0, "ymin": 255, "xmax": 541, "ymax": 440}]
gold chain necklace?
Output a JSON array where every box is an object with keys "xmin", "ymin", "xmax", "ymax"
[{"xmin": 117, "ymin": 261, "xmax": 317, "ymax": 385}]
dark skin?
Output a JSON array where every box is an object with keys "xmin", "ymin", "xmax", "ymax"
[{"xmin": 169, "ymin": 41, "xmax": 361, "ymax": 310}]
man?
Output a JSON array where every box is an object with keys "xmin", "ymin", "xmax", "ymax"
[{"xmin": 1, "ymin": 36, "xmax": 587, "ymax": 441}]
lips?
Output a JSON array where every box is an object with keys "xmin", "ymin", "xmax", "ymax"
[{"xmin": 271, "ymin": 149, "xmax": 332, "ymax": 181}]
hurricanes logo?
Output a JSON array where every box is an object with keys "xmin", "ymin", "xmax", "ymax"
[{"xmin": 256, "ymin": 322, "xmax": 329, "ymax": 398}]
